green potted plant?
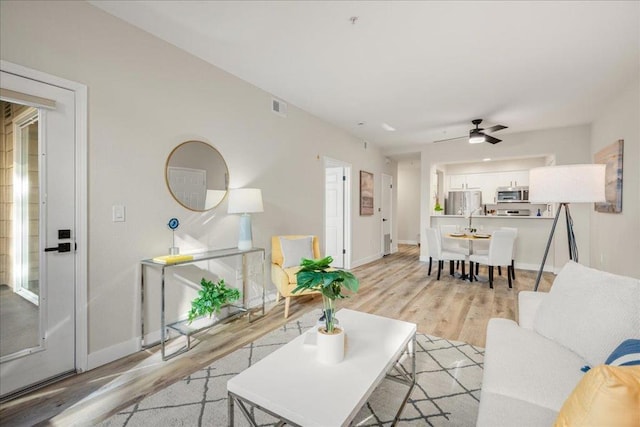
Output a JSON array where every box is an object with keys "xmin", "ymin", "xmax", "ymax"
[
  {"xmin": 292, "ymin": 256, "xmax": 359, "ymax": 363},
  {"xmin": 187, "ymin": 278, "xmax": 241, "ymax": 323}
]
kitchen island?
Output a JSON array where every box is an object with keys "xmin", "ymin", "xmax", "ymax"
[{"xmin": 430, "ymin": 214, "xmax": 555, "ymax": 272}]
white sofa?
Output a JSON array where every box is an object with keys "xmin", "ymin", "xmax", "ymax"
[{"xmin": 477, "ymin": 261, "xmax": 640, "ymax": 426}]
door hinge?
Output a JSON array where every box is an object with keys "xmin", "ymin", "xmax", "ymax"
[
  {"xmin": 342, "ymin": 249, "xmax": 346, "ymax": 254},
  {"xmin": 342, "ymin": 175, "xmax": 346, "ymax": 181}
]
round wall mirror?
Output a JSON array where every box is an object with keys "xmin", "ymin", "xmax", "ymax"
[{"xmin": 165, "ymin": 140, "xmax": 229, "ymax": 211}]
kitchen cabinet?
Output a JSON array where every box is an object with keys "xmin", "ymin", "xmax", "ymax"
[
  {"xmin": 447, "ymin": 170, "xmax": 530, "ymax": 205},
  {"xmin": 448, "ymin": 173, "xmax": 482, "ymax": 190},
  {"xmin": 496, "ymin": 171, "xmax": 529, "ymax": 188}
]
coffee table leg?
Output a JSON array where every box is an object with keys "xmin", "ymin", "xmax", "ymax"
[{"xmin": 228, "ymin": 392, "xmax": 234, "ymax": 426}]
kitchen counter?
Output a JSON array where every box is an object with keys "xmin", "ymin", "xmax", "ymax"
[{"xmin": 434, "ymin": 214, "xmax": 553, "ymax": 219}]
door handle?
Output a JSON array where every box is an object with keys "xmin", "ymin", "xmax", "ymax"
[
  {"xmin": 382, "ymin": 218, "xmax": 388, "ymax": 222},
  {"xmin": 45, "ymin": 243, "xmax": 71, "ymax": 253}
]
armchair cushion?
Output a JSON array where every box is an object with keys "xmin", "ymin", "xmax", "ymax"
[{"xmin": 279, "ymin": 236, "xmax": 314, "ymax": 268}]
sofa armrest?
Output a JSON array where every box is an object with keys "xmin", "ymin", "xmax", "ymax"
[{"xmin": 518, "ymin": 291, "xmax": 548, "ymax": 329}]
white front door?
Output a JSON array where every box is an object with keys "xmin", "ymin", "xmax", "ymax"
[
  {"xmin": 0, "ymin": 71, "xmax": 77, "ymax": 397},
  {"xmin": 325, "ymin": 167, "xmax": 345, "ymax": 268},
  {"xmin": 381, "ymin": 174, "xmax": 393, "ymax": 255}
]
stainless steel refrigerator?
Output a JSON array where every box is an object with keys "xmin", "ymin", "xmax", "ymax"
[{"xmin": 445, "ymin": 190, "xmax": 483, "ymax": 215}]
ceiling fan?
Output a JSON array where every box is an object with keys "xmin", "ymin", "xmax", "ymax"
[{"xmin": 434, "ymin": 119, "xmax": 508, "ymax": 144}]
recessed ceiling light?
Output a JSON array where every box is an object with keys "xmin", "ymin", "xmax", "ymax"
[
  {"xmin": 382, "ymin": 122, "xmax": 396, "ymax": 132},
  {"xmin": 357, "ymin": 122, "xmax": 365, "ymax": 126},
  {"xmin": 483, "ymin": 158, "xmax": 491, "ymax": 162}
]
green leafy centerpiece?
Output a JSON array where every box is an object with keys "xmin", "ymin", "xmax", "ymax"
[
  {"xmin": 293, "ymin": 256, "xmax": 359, "ymax": 334},
  {"xmin": 187, "ymin": 278, "xmax": 241, "ymax": 323}
]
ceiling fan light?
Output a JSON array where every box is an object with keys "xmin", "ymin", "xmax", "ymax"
[{"xmin": 469, "ymin": 130, "xmax": 485, "ymax": 144}]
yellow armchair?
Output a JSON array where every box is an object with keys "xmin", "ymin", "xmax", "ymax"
[{"xmin": 271, "ymin": 235, "xmax": 321, "ymax": 318}]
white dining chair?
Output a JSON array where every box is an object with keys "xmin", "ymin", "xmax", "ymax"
[
  {"xmin": 472, "ymin": 226, "xmax": 517, "ymax": 279},
  {"xmin": 501, "ymin": 227, "xmax": 518, "ymax": 280},
  {"xmin": 439, "ymin": 224, "xmax": 469, "ymax": 271},
  {"xmin": 469, "ymin": 229, "xmax": 516, "ymax": 289},
  {"xmin": 425, "ymin": 228, "xmax": 467, "ymax": 280}
]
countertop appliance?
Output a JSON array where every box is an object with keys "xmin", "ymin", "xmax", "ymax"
[
  {"xmin": 497, "ymin": 209, "xmax": 531, "ymax": 216},
  {"xmin": 446, "ymin": 190, "xmax": 482, "ymax": 215},
  {"xmin": 496, "ymin": 186, "xmax": 529, "ymax": 203}
]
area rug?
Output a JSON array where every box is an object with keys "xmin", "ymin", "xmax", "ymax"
[{"xmin": 100, "ymin": 310, "xmax": 484, "ymax": 426}]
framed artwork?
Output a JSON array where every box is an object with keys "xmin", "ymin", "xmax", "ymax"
[
  {"xmin": 594, "ymin": 139, "xmax": 623, "ymax": 213},
  {"xmin": 360, "ymin": 170, "xmax": 374, "ymax": 216}
]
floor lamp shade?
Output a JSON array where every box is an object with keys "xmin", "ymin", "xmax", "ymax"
[
  {"xmin": 228, "ymin": 188, "xmax": 264, "ymax": 250},
  {"xmin": 528, "ymin": 164, "xmax": 606, "ymax": 291},
  {"xmin": 529, "ymin": 164, "xmax": 606, "ymax": 203}
]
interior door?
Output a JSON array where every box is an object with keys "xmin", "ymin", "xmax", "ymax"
[
  {"xmin": 381, "ymin": 174, "xmax": 393, "ymax": 255},
  {"xmin": 0, "ymin": 71, "xmax": 76, "ymax": 397},
  {"xmin": 325, "ymin": 167, "xmax": 345, "ymax": 268}
]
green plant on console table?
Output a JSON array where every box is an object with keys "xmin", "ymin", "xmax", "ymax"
[
  {"xmin": 187, "ymin": 278, "xmax": 241, "ymax": 323},
  {"xmin": 292, "ymin": 256, "xmax": 359, "ymax": 334}
]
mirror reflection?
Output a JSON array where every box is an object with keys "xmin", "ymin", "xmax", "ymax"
[{"xmin": 165, "ymin": 141, "xmax": 229, "ymax": 211}]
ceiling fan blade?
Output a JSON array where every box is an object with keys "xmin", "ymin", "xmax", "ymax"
[
  {"xmin": 433, "ymin": 135, "xmax": 466, "ymax": 143},
  {"xmin": 485, "ymin": 124, "xmax": 508, "ymax": 133},
  {"xmin": 485, "ymin": 134, "xmax": 502, "ymax": 144}
]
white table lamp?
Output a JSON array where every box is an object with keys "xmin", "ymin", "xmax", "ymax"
[
  {"xmin": 228, "ymin": 188, "xmax": 264, "ymax": 250},
  {"xmin": 529, "ymin": 164, "xmax": 605, "ymax": 290}
]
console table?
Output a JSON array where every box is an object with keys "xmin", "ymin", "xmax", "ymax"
[{"xmin": 141, "ymin": 247, "xmax": 265, "ymax": 360}]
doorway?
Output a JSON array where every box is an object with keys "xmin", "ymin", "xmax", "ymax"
[
  {"xmin": 0, "ymin": 62, "xmax": 87, "ymax": 399},
  {"xmin": 324, "ymin": 158, "xmax": 351, "ymax": 269},
  {"xmin": 381, "ymin": 174, "xmax": 393, "ymax": 256}
]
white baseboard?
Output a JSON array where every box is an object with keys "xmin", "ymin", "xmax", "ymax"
[
  {"xmin": 351, "ymin": 253, "xmax": 382, "ymax": 268},
  {"xmin": 87, "ymin": 336, "xmax": 140, "ymax": 370},
  {"xmin": 398, "ymin": 240, "xmax": 418, "ymax": 245}
]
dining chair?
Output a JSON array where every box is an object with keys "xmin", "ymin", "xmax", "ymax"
[
  {"xmin": 439, "ymin": 224, "xmax": 469, "ymax": 271},
  {"xmin": 425, "ymin": 228, "xmax": 467, "ymax": 280},
  {"xmin": 469, "ymin": 229, "xmax": 516, "ymax": 289},
  {"xmin": 500, "ymin": 227, "xmax": 518, "ymax": 280},
  {"xmin": 472, "ymin": 226, "xmax": 517, "ymax": 279}
]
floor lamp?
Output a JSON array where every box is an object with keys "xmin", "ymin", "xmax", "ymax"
[{"xmin": 529, "ymin": 164, "xmax": 605, "ymax": 291}]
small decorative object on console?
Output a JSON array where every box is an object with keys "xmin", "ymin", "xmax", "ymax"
[{"xmin": 167, "ymin": 217, "xmax": 180, "ymax": 255}]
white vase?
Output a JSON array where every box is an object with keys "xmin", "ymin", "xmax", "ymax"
[{"xmin": 316, "ymin": 326, "xmax": 345, "ymax": 364}]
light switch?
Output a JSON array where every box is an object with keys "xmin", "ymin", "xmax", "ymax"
[{"xmin": 112, "ymin": 205, "xmax": 125, "ymax": 222}]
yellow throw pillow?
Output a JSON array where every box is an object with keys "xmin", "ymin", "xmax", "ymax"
[{"xmin": 554, "ymin": 365, "xmax": 640, "ymax": 427}]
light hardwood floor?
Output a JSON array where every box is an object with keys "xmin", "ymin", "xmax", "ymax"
[{"xmin": 0, "ymin": 244, "xmax": 554, "ymax": 426}]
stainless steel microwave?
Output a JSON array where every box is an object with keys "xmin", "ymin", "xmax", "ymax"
[{"xmin": 496, "ymin": 186, "xmax": 529, "ymax": 203}]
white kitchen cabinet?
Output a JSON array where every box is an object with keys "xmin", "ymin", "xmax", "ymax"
[
  {"xmin": 448, "ymin": 173, "xmax": 482, "ymax": 190},
  {"xmin": 496, "ymin": 171, "xmax": 529, "ymax": 188},
  {"xmin": 448, "ymin": 174, "xmax": 467, "ymax": 190}
]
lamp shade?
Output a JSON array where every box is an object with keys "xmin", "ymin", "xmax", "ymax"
[
  {"xmin": 227, "ymin": 188, "xmax": 264, "ymax": 214},
  {"xmin": 529, "ymin": 164, "xmax": 606, "ymax": 203}
]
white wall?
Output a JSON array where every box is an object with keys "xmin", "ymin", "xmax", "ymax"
[
  {"xmin": 419, "ymin": 125, "xmax": 593, "ymax": 271},
  {"xmin": 590, "ymin": 78, "xmax": 640, "ymax": 278},
  {"xmin": 0, "ymin": 1, "xmax": 395, "ymax": 367},
  {"xmin": 397, "ymin": 163, "xmax": 421, "ymax": 244}
]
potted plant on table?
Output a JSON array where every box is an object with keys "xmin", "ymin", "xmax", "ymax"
[
  {"xmin": 187, "ymin": 278, "xmax": 241, "ymax": 324},
  {"xmin": 292, "ymin": 256, "xmax": 359, "ymax": 363}
]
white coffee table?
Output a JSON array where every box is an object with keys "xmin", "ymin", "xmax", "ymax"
[{"xmin": 227, "ymin": 309, "xmax": 416, "ymax": 427}]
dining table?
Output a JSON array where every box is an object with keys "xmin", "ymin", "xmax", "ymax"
[{"xmin": 445, "ymin": 232, "xmax": 492, "ymax": 281}]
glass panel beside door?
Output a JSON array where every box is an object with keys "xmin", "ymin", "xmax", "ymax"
[{"xmin": 0, "ymin": 101, "xmax": 42, "ymax": 361}]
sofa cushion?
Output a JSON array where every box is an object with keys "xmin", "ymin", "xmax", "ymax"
[
  {"xmin": 279, "ymin": 236, "xmax": 314, "ymax": 268},
  {"xmin": 482, "ymin": 318, "xmax": 587, "ymax": 412},
  {"xmin": 477, "ymin": 391, "xmax": 558, "ymax": 427},
  {"xmin": 553, "ymin": 365, "xmax": 640, "ymax": 427},
  {"xmin": 533, "ymin": 261, "xmax": 640, "ymax": 366},
  {"xmin": 605, "ymin": 339, "xmax": 640, "ymax": 367}
]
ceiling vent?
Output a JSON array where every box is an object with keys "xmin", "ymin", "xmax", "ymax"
[{"xmin": 271, "ymin": 97, "xmax": 287, "ymax": 118}]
